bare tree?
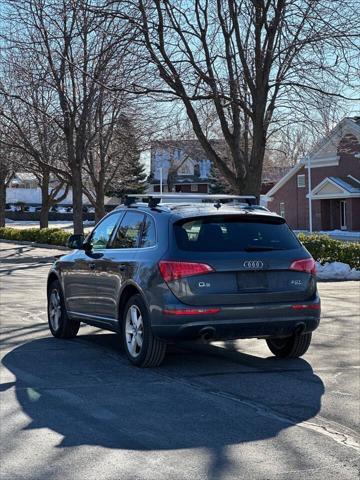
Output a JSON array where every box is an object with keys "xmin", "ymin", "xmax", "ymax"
[
  {"xmin": 2, "ymin": 0, "xmax": 136, "ymax": 233},
  {"xmin": 265, "ymin": 95, "xmax": 348, "ymax": 177},
  {"xmin": 112, "ymin": 0, "xmax": 359, "ymax": 196},
  {"xmin": 82, "ymin": 92, "xmax": 142, "ymax": 222},
  {"xmin": 0, "ymin": 66, "xmax": 70, "ymax": 228},
  {"xmin": 0, "ymin": 144, "xmax": 16, "ymax": 228}
]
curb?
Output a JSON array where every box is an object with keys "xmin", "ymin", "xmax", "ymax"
[{"xmin": 0, "ymin": 238, "xmax": 69, "ymax": 251}]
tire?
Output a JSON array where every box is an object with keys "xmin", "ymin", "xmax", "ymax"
[
  {"xmin": 47, "ymin": 280, "xmax": 80, "ymax": 339},
  {"xmin": 122, "ymin": 294, "xmax": 166, "ymax": 367},
  {"xmin": 266, "ymin": 332, "xmax": 312, "ymax": 358}
]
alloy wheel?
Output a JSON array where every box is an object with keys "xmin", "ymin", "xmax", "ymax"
[
  {"xmin": 125, "ymin": 305, "xmax": 144, "ymax": 358},
  {"xmin": 49, "ymin": 289, "xmax": 62, "ymax": 331}
]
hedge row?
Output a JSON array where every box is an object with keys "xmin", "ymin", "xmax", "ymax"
[
  {"xmin": 0, "ymin": 227, "xmax": 359, "ymax": 269},
  {"xmin": 298, "ymin": 233, "xmax": 360, "ymax": 269},
  {"xmin": 0, "ymin": 227, "xmax": 71, "ymax": 246}
]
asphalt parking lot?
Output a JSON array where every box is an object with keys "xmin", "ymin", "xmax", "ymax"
[{"xmin": 0, "ymin": 241, "xmax": 359, "ymax": 480}]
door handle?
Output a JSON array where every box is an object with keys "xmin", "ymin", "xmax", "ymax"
[{"xmin": 89, "ymin": 263, "xmax": 96, "ymax": 270}]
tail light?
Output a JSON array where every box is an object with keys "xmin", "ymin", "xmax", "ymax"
[
  {"xmin": 158, "ymin": 260, "xmax": 214, "ymax": 282},
  {"xmin": 292, "ymin": 304, "xmax": 320, "ymax": 310},
  {"xmin": 290, "ymin": 258, "xmax": 317, "ymax": 275}
]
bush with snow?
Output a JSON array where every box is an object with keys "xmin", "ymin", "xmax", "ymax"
[{"xmin": 298, "ymin": 233, "xmax": 360, "ymax": 269}]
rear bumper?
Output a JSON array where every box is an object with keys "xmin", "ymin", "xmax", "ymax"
[{"xmin": 151, "ymin": 297, "xmax": 321, "ymax": 340}]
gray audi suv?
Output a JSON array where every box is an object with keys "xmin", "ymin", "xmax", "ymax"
[{"xmin": 47, "ymin": 194, "xmax": 321, "ymax": 367}]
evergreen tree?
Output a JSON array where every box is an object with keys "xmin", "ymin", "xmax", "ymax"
[
  {"xmin": 106, "ymin": 153, "xmax": 147, "ymax": 198},
  {"xmin": 209, "ymin": 162, "xmax": 234, "ymax": 194}
]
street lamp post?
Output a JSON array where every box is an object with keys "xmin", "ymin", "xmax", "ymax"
[{"xmin": 307, "ymin": 155, "xmax": 313, "ymax": 233}]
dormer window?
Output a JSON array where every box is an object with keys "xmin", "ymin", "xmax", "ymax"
[{"xmin": 178, "ymin": 162, "xmax": 191, "ymax": 175}]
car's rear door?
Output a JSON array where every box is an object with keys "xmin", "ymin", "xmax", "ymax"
[
  {"xmin": 166, "ymin": 215, "xmax": 316, "ymax": 306},
  {"xmin": 103, "ymin": 210, "xmax": 147, "ymax": 317}
]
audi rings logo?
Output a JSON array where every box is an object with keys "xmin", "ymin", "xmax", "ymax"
[{"xmin": 243, "ymin": 260, "xmax": 264, "ymax": 269}]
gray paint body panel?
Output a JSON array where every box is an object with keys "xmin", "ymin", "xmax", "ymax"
[{"xmin": 48, "ymin": 205, "xmax": 321, "ymax": 339}]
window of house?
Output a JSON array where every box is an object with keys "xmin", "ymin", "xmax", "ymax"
[
  {"xmin": 279, "ymin": 202, "xmax": 285, "ymax": 217},
  {"xmin": 178, "ymin": 162, "xmax": 191, "ymax": 175},
  {"xmin": 297, "ymin": 174, "xmax": 306, "ymax": 188}
]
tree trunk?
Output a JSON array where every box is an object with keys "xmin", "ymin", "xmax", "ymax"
[
  {"xmin": 39, "ymin": 173, "xmax": 50, "ymax": 229},
  {"xmin": 65, "ymin": 120, "xmax": 84, "ymax": 234},
  {"xmin": 95, "ymin": 204, "xmax": 105, "ymax": 224},
  {"xmin": 71, "ymin": 165, "xmax": 83, "ymax": 234},
  {"xmin": 240, "ymin": 125, "xmax": 267, "ymax": 199},
  {"xmin": 242, "ymin": 167, "xmax": 263, "ymax": 197},
  {"xmin": 0, "ymin": 176, "xmax": 6, "ymax": 228},
  {"xmin": 94, "ymin": 184, "xmax": 105, "ymax": 224}
]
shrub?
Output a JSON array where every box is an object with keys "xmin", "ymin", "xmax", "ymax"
[
  {"xmin": 298, "ymin": 233, "xmax": 360, "ymax": 269},
  {"xmin": 0, "ymin": 227, "xmax": 71, "ymax": 247}
]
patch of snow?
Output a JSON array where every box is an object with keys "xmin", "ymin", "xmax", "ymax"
[
  {"xmin": 316, "ymin": 261, "xmax": 360, "ymax": 281},
  {"xmin": 318, "ymin": 230, "xmax": 360, "ymax": 239},
  {"xmin": 5, "ymin": 218, "xmax": 15, "ymax": 223}
]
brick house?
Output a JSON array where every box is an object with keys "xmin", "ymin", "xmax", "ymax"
[{"xmin": 266, "ymin": 117, "xmax": 360, "ymax": 231}]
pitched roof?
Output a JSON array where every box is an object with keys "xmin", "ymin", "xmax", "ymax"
[
  {"xmin": 329, "ymin": 176, "xmax": 360, "ymax": 194},
  {"xmin": 265, "ymin": 163, "xmax": 304, "ymax": 198},
  {"xmin": 266, "ymin": 117, "xmax": 360, "ymax": 199},
  {"xmin": 14, "ymin": 172, "xmax": 38, "ymax": 182},
  {"xmin": 307, "ymin": 176, "xmax": 360, "ymax": 199},
  {"xmin": 306, "ymin": 117, "xmax": 360, "ymax": 159}
]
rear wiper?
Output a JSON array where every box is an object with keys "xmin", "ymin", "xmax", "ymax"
[{"xmin": 244, "ymin": 245, "xmax": 284, "ymax": 251}]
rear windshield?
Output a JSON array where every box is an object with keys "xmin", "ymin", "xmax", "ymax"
[{"xmin": 174, "ymin": 216, "xmax": 300, "ymax": 252}]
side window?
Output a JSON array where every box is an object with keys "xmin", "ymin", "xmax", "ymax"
[
  {"xmin": 112, "ymin": 211, "xmax": 144, "ymax": 249},
  {"xmin": 140, "ymin": 216, "xmax": 156, "ymax": 247},
  {"xmin": 297, "ymin": 174, "xmax": 306, "ymax": 188},
  {"xmin": 90, "ymin": 213, "xmax": 121, "ymax": 250}
]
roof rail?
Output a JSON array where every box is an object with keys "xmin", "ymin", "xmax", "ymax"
[{"xmin": 123, "ymin": 193, "xmax": 257, "ymax": 208}]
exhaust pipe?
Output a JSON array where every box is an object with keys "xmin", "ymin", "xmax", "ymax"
[
  {"xmin": 199, "ymin": 327, "xmax": 216, "ymax": 342},
  {"xmin": 294, "ymin": 322, "xmax": 306, "ymax": 335}
]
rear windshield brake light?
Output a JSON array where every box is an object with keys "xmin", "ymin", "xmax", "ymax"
[
  {"xmin": 290, "ymin": 258, "xmax": 316, "ymax": 275},
  {"xmin": 158, "ymin": 261, "xmax": 214, "ymax": 282}
]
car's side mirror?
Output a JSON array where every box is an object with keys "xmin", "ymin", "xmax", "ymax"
[
  {"xmin": 82, "ymin": 241, "xmax": 93, "ymax": 252},
  {"xmin": 66, "ymin": 234, "xmax": 85, "ymax": 250}
]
